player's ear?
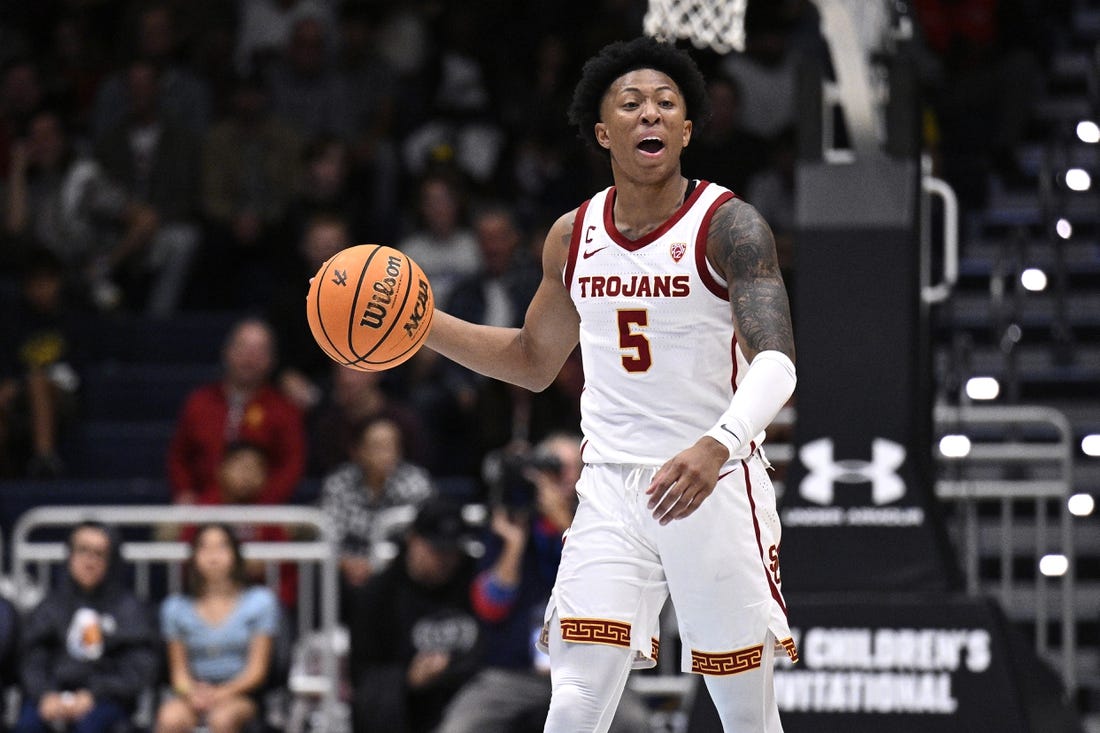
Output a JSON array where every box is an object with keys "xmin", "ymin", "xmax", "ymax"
[
  {"xmin": 682, "ymin": 119, "xmax": 692, "ymax": 148},
  {"xmin": 594, "ymin": 122, "xmax": 612, "ymax": 150}
]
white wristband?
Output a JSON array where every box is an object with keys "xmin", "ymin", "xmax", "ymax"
[{"xmin": 704, "ymin": 350, "xmax": 796, "ymax": 460}]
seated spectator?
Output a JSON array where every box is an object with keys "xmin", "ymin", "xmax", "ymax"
[
  {"xmin": 266, "ymin": 15, "xmax": 353, "ymax": 140},
  {"xmin": 679, "ymin": 72, "xmax": 768, "ymax": 196},
  {"xmin": 308, "ymin": 364, "xmax": 429, "ymax": 475},
  {"xmin": 202, "ymin": 441, "xmax": 297, "ymax": 607},
  {"xmin": 167, "ymin": 317, "xmax": 306, "ymax": 506},
  {"xmin": 436, "ymin": 434, "xmax": 649, "ymax": 733},
  {"xmin": 319, "ymin": 415, "xmax": 435, "ymax": 615},
  {"xmin": 2, "ymin": 108, "xmax": 161, "ymax": 310},
  {"xmin": 396, "ymin": 170, "xmax": 480, "ymax": 308},
  {"xmin": 0, "ymin": 249, "xmax": 82, "ymax": 479},
  {"xmin": 16, "ymin": 521, "xmax": 159, "ymax": 733},
  {"xmin": 93, "ymin": 60, "xmax": 202, "ymax": 315},
  {"xmin": 89, "ymin": 3, "xmax": 212, "ymax": 140},
  {"xmin": 444, "ymin": 204, "xmax": 542, "ymax": 465},
  {"xmin": 235, "ymin": 0, "xmax": 338, "ymax": 77},
  {"xmin": 268, "ymin": 213, "xmax": 349, "ymax": 414},
  {"xmin": 348, "ymin": 499, "xmax": 481, "ymax": 733},
  {"xmin": 197, "ymin": 73, "xmax": 302, "ymax": 309},
  {"xmin": 155, "ymin": 523, "xmax": 280, "ymax": 733}
]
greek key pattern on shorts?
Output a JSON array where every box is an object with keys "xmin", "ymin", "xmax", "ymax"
[
  {"xmin": 559, "ymin": 617, "xmax": 631, "ymax": 648},
  {"xmin": 691, "ymin": 644, "xmax": 764, "ymax": 676},
  {"xmin": 777, "ymin": 636, "xmax": 799, "ymax": 663}
]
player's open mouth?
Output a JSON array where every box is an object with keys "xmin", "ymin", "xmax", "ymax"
[{"xmin": 637, "ymin": 138, "xmax": 665, "ymax": 155}]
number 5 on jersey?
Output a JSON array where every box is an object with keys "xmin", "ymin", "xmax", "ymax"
[{"xmin": 617, "ymin": 309, "xmax": 652, "ymax": 373}]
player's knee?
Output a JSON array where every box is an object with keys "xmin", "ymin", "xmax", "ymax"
[{"xmin": 546, "ymin": 678, "xmax": 605, "ymax": 730}]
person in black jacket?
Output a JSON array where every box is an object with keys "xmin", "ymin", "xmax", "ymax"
[
  {"xmin": 15, "ymin": 521, "xmax": 159, "ymax": 733},
  {"xmin": 347, "ymin": 498, "xmax": 480, "ymax": 733}
]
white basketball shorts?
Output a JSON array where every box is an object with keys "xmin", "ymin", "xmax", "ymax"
[{"xmin": 542, "ymin": 452, "xmax": 799, "ymax": 675}]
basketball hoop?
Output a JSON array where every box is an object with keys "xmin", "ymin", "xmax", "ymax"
[{"xmin": 643, "ymin": 0, "xmax": 747, "ymax": 54}]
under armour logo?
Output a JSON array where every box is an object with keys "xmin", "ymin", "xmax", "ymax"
[
  {"xmin": 332, "ymin": 269, "xmax": 348, "ymax": 286},
  {"xmin": 798, "ymin": 438, "xmax": 906, "ymax": 506}
]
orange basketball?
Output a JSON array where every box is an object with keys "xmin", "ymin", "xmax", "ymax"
[{"xmin": 306, "ymin": 244, "xmax": 434, "ymax": 371}]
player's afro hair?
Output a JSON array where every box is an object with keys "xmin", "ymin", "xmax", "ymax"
[{"xmin": 568, "ymin": 36, "xmax": 710, "ymax": 153}]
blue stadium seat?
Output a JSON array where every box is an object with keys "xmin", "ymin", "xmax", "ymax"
[
  {"xmin": 81, "ymin": 311, "xmax": 238, "ymax": 365},
  {"xmin": 81, "ymin": 363, "xmax": 221, "ymax": 421},
  {"xmin": 64, "ymin": 420, "xmax": 176, "ymax": 479}
]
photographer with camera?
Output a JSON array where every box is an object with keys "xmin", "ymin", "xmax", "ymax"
[{"xmin": 436, "ymin": 433, "xmax": 649, "ymax": 733}]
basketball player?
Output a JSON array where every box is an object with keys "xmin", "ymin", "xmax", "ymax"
[{"xmin": 425, "ymin": 36, "xmax": 797, "ymax": 732}]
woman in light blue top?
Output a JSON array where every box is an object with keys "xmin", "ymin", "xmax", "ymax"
[{"xmin": 154, "ymin": 523, "xmax": 279, "ymax": 733}]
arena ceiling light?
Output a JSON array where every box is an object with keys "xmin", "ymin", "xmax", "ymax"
[
  {"xmin": 1039, "ymin": 554, "xmax": 1069, "ymax": 577},
  {"xmin": 1055, "ymin": 218, "xmax": 1072, "ymax": 239},
  {"xmin": 1083, "ymin": 434, "xmax": 1100, "ymax": 457},
  {"xmin": 938, "ymin": 434, "xmax": 971, "ymax": 458},
  {"xmin": 1077, "ymin": 120, "xmax": 1100, "ymax": 143},
  {"xmin": 1020, "ymin": 268, "xmax": 1047, "ymax": 292},
  {"xmin": 1068, "ymin": 493, "xmax": 1095, "ymax": 517},
  {"xmin": 966, "ymin": 376, "xmax": 1000, "ymax": 400},
  {"xmin": 1065, "ymin": 168, "xmax": 1091, "ymax": 191}
]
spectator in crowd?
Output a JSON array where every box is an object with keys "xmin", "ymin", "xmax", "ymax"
[
  {"xmin": 348, "ymin": 498, "xmax": 481, "ymax": 733},
  {"xmin": 16, "ymin": 521, "xmax": 159, "ymax": 733},
  {"xmin": 307, "ymin": 363, "xmax": 430, "ymax": 476},
  {"xmin": 912, "ymin": 0, "xmax": 1046, "ymax": 208},
  {"xmin": 0, "ymin": 59, "xmax": 45, "ymax": 182},
  {"xmin": 269, "ymin": 212, "xmax": 348, "ymax": 413},
  {"xmin": 89, "ymin": 3, "xmax": 212, "ymax": 141},
  {"xmin": 167, "ymin": 317, "xmax": 306, "ymax": 506},
  {"xmin": 178, "ymin": 442, "xmax": 297, "ymax": 607},
  {"xmin": 281, "ymin": 137, "xmax": 374, "ymax": 259},
  {"xmin": 400, "ymin": 6, "xmax": 505, "ymax": 186},
  {"xmin": 337, "ymin": 2, "xmax": 403, "ymax": 244},
  {"xmin": 41, "ymin": 13, "xmax": 109, "ymax": 136},
  {"xmin": 319, "ymin": 415, "xmax": 436, "ymax": 616},
  {"xmin": 437, "ymin": 433, "xmax": 650, "ymax": 733},
  {"xmin": 719, "ymin": 2, "xmax": 812, "ymax": 144},
  {"xmin": 0, "ymin": 249, "xmax": 82, "ymax": 479},
  {"xmin": 235, "ymin": 0, "xmax": 338, "ymax": 77},
  {"xmin": 155, "ymin": 523, "xmax": 280, "ymax": 733},
  {"xmin": 198, "ymin": 72, "xmax": 302, "ymax": 308},
  {"xmin": 443, "ymin": 204, "xmax": 542, "ymax": 467},
  {"xmin": 266, "ymin": 15, "xmax": 353, "ymax": 140},
  {"xmin": 2, "ymin": 108, "xmax": 160, "ymax": 310},
  {"xmin": 93, "ymin": 60, "xmax": 202, "ymax": 315},
  {"xmin": 397, "ymin": 170, "xmax": 480, "ymax": 308},
  {"xmin": 680, "ymin": 72, "xmax": 768, "ymax": 197},
  {"xmin": 745, "ymin": 125, "xmax": 797, "ymax": 278}
]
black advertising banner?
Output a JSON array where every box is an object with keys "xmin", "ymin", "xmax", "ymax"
[
  {"xmin": 783, "ymin": 158, "xmax": 957, "ymax": 592},
  {"xmin": 688, "ymin": 595, "xmax": 1033, "ymax": 733}
]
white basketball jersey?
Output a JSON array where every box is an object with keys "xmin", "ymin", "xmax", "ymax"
[{"xmin": 565, "ymin": 181, "xmax": 755, "ymax": 465}]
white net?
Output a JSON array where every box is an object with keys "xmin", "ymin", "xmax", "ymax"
[{"xmin": 643, "ymin": 0, "xmax": 748, "ymax": 54}]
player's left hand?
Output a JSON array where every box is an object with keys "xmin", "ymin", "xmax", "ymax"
[{"xmin": 646, "ymin": 437, "xmax": 729, "ymax": 524}]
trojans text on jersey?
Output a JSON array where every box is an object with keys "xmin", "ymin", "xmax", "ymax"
[{"xmin": 575, "ymin": 274, "xmax": 691, "ymax": 298}]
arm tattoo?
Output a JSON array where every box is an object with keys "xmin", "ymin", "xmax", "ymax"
[{"xmin": 710, "ymin": 200, "xmax": 795, "ymax": 359}]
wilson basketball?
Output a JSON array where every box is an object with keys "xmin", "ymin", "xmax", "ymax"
[{"xmin": 306, "ymin": 244, "xmax": 434, "ymax": 371}]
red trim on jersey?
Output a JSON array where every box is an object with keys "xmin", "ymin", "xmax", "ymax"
[
  {"xmin": 603, "ymin": 181, "xmax": 711, "ymax": 251},
  {"xmin": 742, "ymin": 460, "xmax": 788, "ymax": 617},
  {"xmin": 729, "ymin": 336, "xmax": 738, "ymax": 392},
  {"xmin": 695, "ymin": 191, "xmax": 736, "ymax": 299},
  {"xmin": 563, "ymin": 199, "xmax": 591, "ymax": 289}
]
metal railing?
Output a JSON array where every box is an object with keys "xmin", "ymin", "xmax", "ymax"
[
  {"xmin": 10, "ymin": 505, "xmax": 342, "ymax": 733},
  {"xmin": 934, "ymin": 403, "xmax": 1077, "ymax": 693}
]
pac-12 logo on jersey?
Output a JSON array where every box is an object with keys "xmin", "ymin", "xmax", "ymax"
[{"xmin": 670, "ymin": 242, "xmax": 686, "ymax": 262}]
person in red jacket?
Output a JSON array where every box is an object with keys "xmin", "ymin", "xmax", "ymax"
[{"xmin": 167, "ymin": 316, "xmax": 306, "ymax": 505}]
